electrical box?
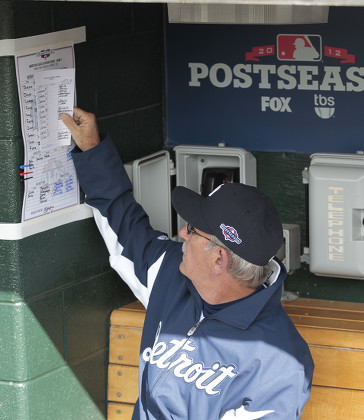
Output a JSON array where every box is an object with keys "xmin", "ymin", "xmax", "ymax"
[
  {"xmin": 174, "ymin": 145, "xmax": 256, "ymax": 232},
  {"xmin": 125, "ymin": 144, "xmax": 256, "ymax": 238},
  {"xmin": 308, "ymin": 152, "xmax": 364, "ymax": 280}
]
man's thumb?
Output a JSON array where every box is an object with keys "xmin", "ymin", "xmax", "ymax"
[{"xmin": 61, "ymin": 113, "xmax": 77, "ymax": 131}]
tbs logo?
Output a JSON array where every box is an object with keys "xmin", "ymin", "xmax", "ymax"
[{"xmin": 314, "ymin": 94, "xmax": 335, "ymax": 119}]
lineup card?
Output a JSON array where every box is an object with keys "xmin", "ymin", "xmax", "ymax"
[
  {"xmin": 35, "ymin": 68, "xmax": 75, "ymax": 148},
  {"xmin": 16, "ymin": 45, "xmax": 79, "ymax": 221}
]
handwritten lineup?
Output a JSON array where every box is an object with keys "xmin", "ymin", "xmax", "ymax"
[
  {"xmin": 35, "ymin": 68, "xmax": 75, "ymax": 148},
  {"xmin": 16, "ymin": 45, "xmax": 79, "ymax": 221},
  {"xmin": 24, "ymin": 146, "xmax": 77, "ymax": 217}
]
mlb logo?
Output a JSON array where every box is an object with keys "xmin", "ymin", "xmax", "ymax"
[
  {"xmin": 40, "ymin": 49, "xmax": 51, "ymax": 59},
  {"xmin": 277, "ymin": 34, "xmax": 322, "ymax": 61}
]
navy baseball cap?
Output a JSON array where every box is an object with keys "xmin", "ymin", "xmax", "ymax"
[{"xmin": 171, "ymin": 183, "xmax": 283, "ymax": 266}]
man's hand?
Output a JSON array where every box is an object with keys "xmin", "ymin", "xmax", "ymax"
[{"xmin": 61, "ymin": 107, "xmax": 100, "ymax": 151}]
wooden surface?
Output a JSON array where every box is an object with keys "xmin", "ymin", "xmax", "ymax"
[
  {"xmin": 110, "ymin": 301, "xmax": 146, "ymax": 328},
  {"xmin": 108, "ymin": 364, "xmax": 139, "ymax": 404},
  {"xmin": 109, "ymin": 326, "xmax": 143, "ymax": 366},
  {"xmin": 282, "ymin": 298, "xmax": 364, "ymax": 420},
  {"xmin": 108, "ymin": 302, "xmax": 145, "ymax": 419},
  {"xmin": 107, "ymin": 402, "xmax": 134, "ymax": 420},
  {"xmin": 309, "ymin": 346, "xmax": 364, "ymax": 389},
  {"xmin": 108, "ymin": 298, "xmax": 364, "ymax": 419},
  {"xmin": 301, "ymin": 386, "xmax": 364, "ymax": 420}
]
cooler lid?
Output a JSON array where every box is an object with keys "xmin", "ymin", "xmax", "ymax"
[{"xmin": 311, "ymin": 151, "xmax": 364, "ymax": 167}]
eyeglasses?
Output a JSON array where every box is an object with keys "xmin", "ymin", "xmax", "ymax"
[{"xmin": 186, "ymin": 223, "xmax": 219, "ymax": 246}]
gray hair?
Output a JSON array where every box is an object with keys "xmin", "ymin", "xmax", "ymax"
[{"xmin": 205, "ymin": 235, "xmax": 271, "ymax": 288}]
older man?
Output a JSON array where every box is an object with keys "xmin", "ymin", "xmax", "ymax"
[{"xmin": 62, "ymin": 108, "xmax": 313, "ymax": 420}]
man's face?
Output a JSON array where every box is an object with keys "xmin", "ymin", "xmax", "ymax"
[{"xmin": 178, "ymin": 224, "xmax": 214, "ymax": 291}]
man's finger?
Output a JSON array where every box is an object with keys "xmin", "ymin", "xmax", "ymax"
[
  {"xmin": 72, "ymin": 106, "xmax": 86, "ymax": 121},
  {"xmin": 60, "ymin": 113, "xmax": 78, "ymax": 131},
  {"xmin": 73, "ymin": 107, "xmax": 96, "ymax": 126}
]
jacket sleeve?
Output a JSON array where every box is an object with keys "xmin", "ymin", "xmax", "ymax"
[{"xmin": 72, "ymin": 134, "xmax": 175, "ymax": 308}]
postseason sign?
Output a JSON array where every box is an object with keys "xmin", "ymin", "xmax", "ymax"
[{"xmin": 166, "ymin": 24, "xmax": 364, "ymax": 153}]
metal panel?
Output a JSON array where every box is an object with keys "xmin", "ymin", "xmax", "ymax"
[
  {"xmin": 309, "ymin": 152, "xmax": 364, "ymax": 279},
  {"xmin": 125, "ymin": 151, "xmax": 172, "ymax": 237}
]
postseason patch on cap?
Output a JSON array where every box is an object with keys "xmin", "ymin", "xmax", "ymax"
[{"xmin": 220, "ymin": 223, "xmax": 242, "ymax": 245}]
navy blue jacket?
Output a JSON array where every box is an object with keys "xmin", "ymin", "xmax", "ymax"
[{"xmin": 72, "ymin": 135, "xmax": 314, "ymax": 420}]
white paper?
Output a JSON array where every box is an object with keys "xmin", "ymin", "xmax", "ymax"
[
  {"xmin": 16, "ymin": 45, "xmax": 80, "ymax": 222},
  {"xmin": 35, "ymin": 68, "xmax": 75, "ymax": 148}
]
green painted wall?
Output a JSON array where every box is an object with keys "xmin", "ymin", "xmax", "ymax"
[{"xmin": 0, "ymin": 1, "xmax": 164, "ymax": 419}]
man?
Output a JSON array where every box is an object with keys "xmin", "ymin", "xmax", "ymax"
[{"xmin": 62, "ymin": 108, "xmax": 314, "ymax": 420}]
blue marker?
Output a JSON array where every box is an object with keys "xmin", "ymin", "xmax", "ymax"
[{"xmin": 20, "ymin": 164, "xmax": 34, "ymax": 169}]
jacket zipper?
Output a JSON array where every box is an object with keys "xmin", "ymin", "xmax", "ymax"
[
  {"xmin": 150, "ymin": 318, "xmax": 204, "ymax": 396},
  {"xmin": 187, "ymin": 320, "xmax": 201, "ymax": 336}
]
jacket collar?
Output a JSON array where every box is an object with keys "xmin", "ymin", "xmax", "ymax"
[{"xmin": 187, "ymin": 258, "xmax": 286, "ymax": 330}]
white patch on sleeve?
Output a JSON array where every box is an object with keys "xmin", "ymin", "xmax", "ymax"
[
  {"xmin": 92, "ymin": 206, "xmax": 166, "ymax": 308},
  {"xmin": 109, "ymin": 252, "xmax": 166, "ymax": 309},
  {"xmin": 92, "ymin": 207, "xmax": 124, "ymax": 256},
  {"xmin": 147, "ymin": 252, "xmax": 166, "ymax": 295},
  {"xmin": 157, "ymin": 235, "xmax": 169, "ymax": 241},
  {"xmin": 110, "ymin": 255, "xmax": 149, "ymax": 307}
]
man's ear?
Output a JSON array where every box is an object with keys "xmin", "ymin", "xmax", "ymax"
[{"xmin": 211, "ymin": 247, "xmax": 230, "ymax": 275}]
